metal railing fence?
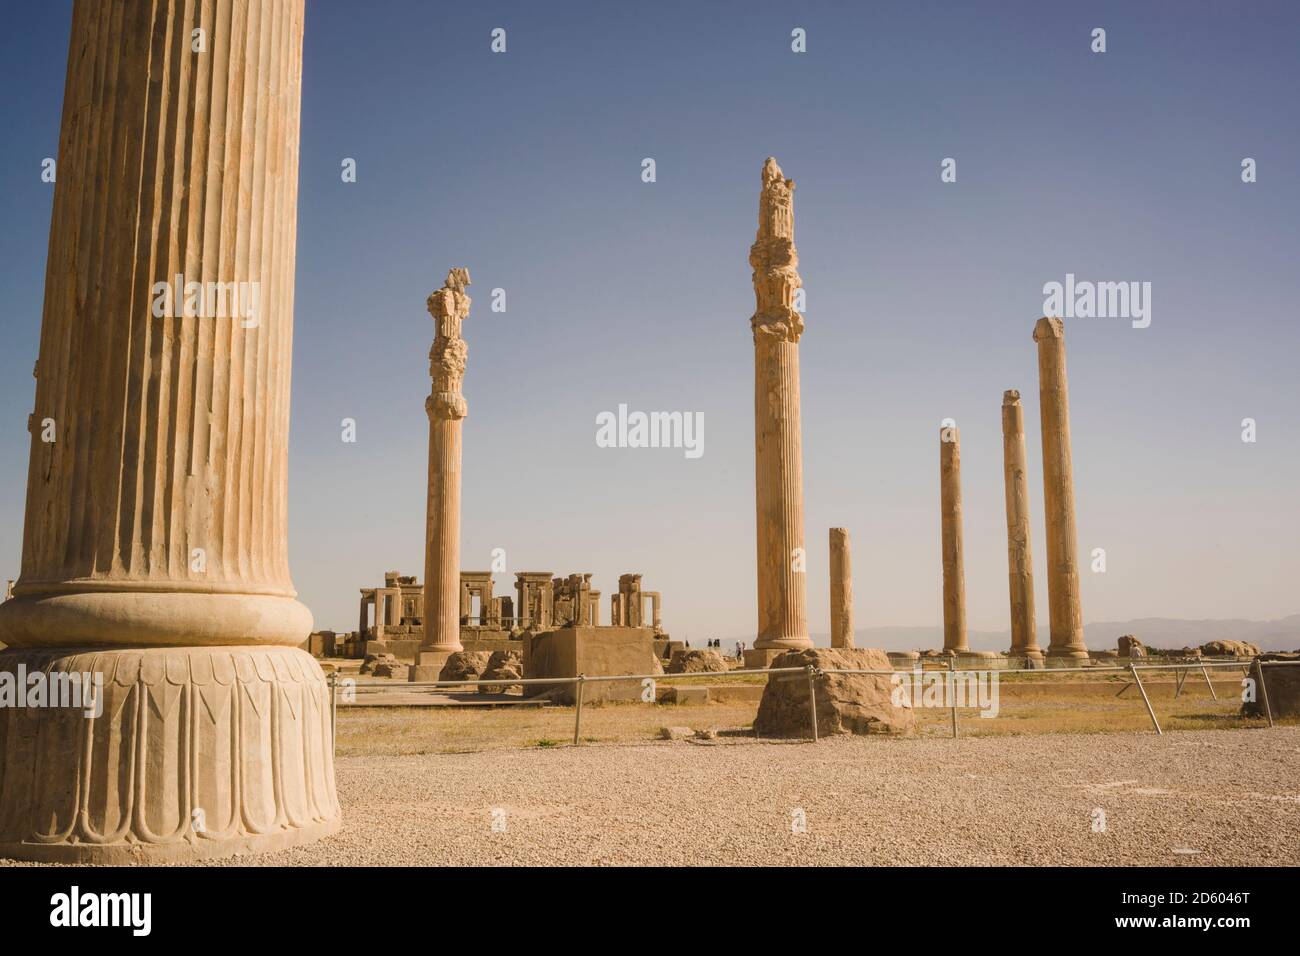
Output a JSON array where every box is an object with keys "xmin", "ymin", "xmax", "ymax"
[{"xmin": 326, "ymin": 658, "xmax": 1298, "ymax": 754}]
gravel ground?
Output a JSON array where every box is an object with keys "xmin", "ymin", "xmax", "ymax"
[{"xmin": 223, "ymin": 726, "xmax": 1300, "ymax": 866}]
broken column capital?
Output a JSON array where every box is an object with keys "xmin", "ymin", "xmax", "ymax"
[{"xmin": 1033, "ymin": 316, "xmax": 1065, "ymax": 341}]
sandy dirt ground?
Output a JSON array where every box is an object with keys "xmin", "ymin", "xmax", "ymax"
[{"xmin": 190, "ymin": 725, "xmax": 1300, "ymax": 867}]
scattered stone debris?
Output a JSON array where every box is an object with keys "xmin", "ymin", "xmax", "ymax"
[
  {"xmin": 438, "ymin": 651, "xmax": 493, "ymax": 685},
  {"xmin": 666, "ymin": 649, "xmax": 729, "ymax": 674},
  {"xmin": 659, "ymin": 726, "xmax": 694, "ymax": 741},
  {"xmin": 1201, "ymin": 640, "xmax": 1261, "ymax": 658},
  {"xmin": 477, "ymin": 649, "xmax": 524, "ymax": 695}
]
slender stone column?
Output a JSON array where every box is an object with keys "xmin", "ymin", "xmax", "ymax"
[
  {"xmin": 1033, "ymin": 318, "xmax": 1089, "ymax": 660},
  {"xmin": 750, "ymin": 158, "xmax": 811, "ymax": 664},
  {"xmin": 940, "ymin": 424, "xmax": 969, "ymax": 654},
  {"xmin": 413, "ymin": 270, "xmax": 471, "ymax": 677},
  {"xmin": 0, "ymin": 0, "xmax": 338, "ymax": 862},
  {"xmin": 829, "ymin": 528, "xmax": 855, "ymax": 649},
  {"xmin": 1001, "ymin": 391, "xmax": 1043, "ymax": 661}
]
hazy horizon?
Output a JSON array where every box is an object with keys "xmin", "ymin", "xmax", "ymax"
[{"xmin": 2, "ymin": 2, "xmax": 1297, "ymax": 639}]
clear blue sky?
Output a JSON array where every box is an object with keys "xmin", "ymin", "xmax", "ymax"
[{"xmin": 1, "ymin": 1, "xmax": 1297, "ymax": 639}]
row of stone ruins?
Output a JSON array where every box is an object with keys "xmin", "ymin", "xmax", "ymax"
[{"xmin": 308, "ymin": 570, "xmax": 665, "ymax": 661}]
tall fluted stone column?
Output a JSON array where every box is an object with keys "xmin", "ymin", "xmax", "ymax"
[
  {"xmin": 940, "ymin": 424, "xmax": 969, "ymax": 654},
  {"xmin": 1034, "ymin": 317, "xmax": 1088, "ymax": 660},
  {"xmin": 0, "ymin": 0, "xmax": 339, "ymax": 862},
  {"xmin": 749, "ymin": 158, "xmax": 811, "ymax": 667},
  {"xmin": 829, "ymin": 528, "xmax": 854, "ymax": 649},
  {"xmin": 412, "ymin": 270, "xmax": 470, "ymax": 680},
  {"xmin": 1001, "ymin": 391, "xmax": 1043, "ymax": 661}
]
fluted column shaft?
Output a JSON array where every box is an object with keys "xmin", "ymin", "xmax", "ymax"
[
  {"xmin": 1001, "ymin": 391, "xmax": 1042, "ymax": 659},
  {"xmin": 750, "ymin": 158, "xmax": 810, "ymax": 651},
  {"xmin": 1034, "ymin": 317, "xmax": 1088, "ymax": 659},
  {"xmin": 423, "ymin": 415, "xmax": 463, "ymax": 651},
  {"xmin": 0, "ymin": 0, "xmax": 338, "ymax": 865},
  {"xmin": 940, "ymin": 425, "xmax": 968, "ymax": 653},
  {"xmin": 754, "ymin": 340, "xmax": 810, "ymax": 647},
  {"xmin": 829, "ymin": 527, "xmax": 854, "ymax": 649},
  {"xmin": 1, "ymin": 0, "xmax": 309, "ymax": 648}
]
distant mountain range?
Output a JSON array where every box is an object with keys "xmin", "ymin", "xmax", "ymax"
[{"xmin": 796, "ymin": 615, "xmax": 1300, "ymax": 653}]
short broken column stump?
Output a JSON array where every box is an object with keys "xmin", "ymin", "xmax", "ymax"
[{"xmin": 753, "ymin": 648, "xmax": 913, "ymax": 738}]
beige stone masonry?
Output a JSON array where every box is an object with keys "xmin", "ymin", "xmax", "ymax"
[
  {"xmin": 0, "ymin": 0, "xmax": 338, "ymax": 862},
  {"xmin": 750, "ymin": 158, "xmax": 811, "ymax": 654},
  {"xmin": 940, "ymin": 424, "xmax": 969, "ymax": 654},
  {"xmin": 829, "ymin": 528, "xmax": 854, "ymax": 648},
  {"xmin": 1001, "ymin": 390, "xmax": 1043, "ymax": 660},
  {"xmin": 1034, "ymin": 318, "xmax": 1089, "ymax": 660}
]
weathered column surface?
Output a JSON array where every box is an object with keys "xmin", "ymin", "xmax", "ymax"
[
  {"xmin": 940, "ymin": 424, "xmax": 969, "ymax": 654},
  {"xmin": 829, "ymin": 528, "xmax": 855, "ymax": 648},
  {"xmin": 1034, "ymin": 318, "xmax": 1089, "ymax": 660},
  {"xmin": 749, "ymin": 158, "xmax": 811, "ymax": 664},
  {"xmin": 0, "ymin": 0, "xmax": 338, "ymax": 862},
  {"xmin": 413, "ymin": 269, "xmax": 471, "ymax": 678},
  {"xmin": 1001, "ymin": 390, "xmax": 1043, "ymax": 660}
]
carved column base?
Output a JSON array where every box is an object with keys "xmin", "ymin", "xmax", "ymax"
[{"xmin": 0, "ymin": 645, "xmax": 340, "ymax": 863}]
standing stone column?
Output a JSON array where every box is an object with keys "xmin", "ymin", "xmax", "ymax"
[
  {"xmin": 829, "ymin": 528, "xmax": 855, "ymax": 649},
  {"xmin": 749, "ymin": 158, "xmax": 811, "ymax": 665},
  {"xmin": 412, "ymin": 270, "xmax": 471, "ymax": 679},
  {"xmin": 1001, "ymin": 391, "xmax": 1043, "ymax": 661},
  {"xmin": 1034, "ymin": 318, "xmax": 1089, "ymax": 660},
  {"xmin": 940, "ymin": 424, "xmax": 969, "ymax": 654},
  {"xmin": 0, "ymin": 0, "xmax": 338, "ymax": 862}
]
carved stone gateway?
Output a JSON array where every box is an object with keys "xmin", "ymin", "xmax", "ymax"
[
  {"xmin": 0, "ymin": 0, "xmax": 339, "ymax": 861},
  {"xmin": 748, "ymin": 159, "xmax": 812, "ymax": 666}
]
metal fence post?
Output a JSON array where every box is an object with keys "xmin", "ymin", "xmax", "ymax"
[
  {"xmin": 1130, "ymin": 663, "xmax": 1162, "ymax": 735},
  {"xmin": 948, "ymin": 658, "xmax": 958, "ymax": 739},
  {"xmin": 1255, "ymin": 659, "xmax": 1274, "ymax": 728},
  {"xmin": 329, "ymin": 670, "xmax": 338, "ymax": 758},
  {"xmin": 573, "ymin": 674, "xmax": 586, "ymax": 745},
  {"xmin": 1200, "ymin": 664, "xmax": 1218, "ymax": 701},
  {"xmin": 805, "ymin": 665, "xmax": 819, "ymax": 743}
]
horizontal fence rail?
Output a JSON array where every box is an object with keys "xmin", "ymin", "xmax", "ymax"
[{"xmin": 326, "ymin": 658, "xmax": 1297, "ymax": 753}]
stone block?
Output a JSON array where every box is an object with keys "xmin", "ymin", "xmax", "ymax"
[
  {"xmin": 522, "ymin": 626, "xmax": 658, "ymax": 704},
  {"xmin": 655, "ymin": 639, "xmax": 685, "ymax": 660},
  {"xmin": 754, "ymin": 647, "xmax": 914, "ymax": 737},
  {"xmin": 743, "ymin": 647, "xmax": 789, "ymax": 670},
  {"xmin": 408, "ymin": 649, "xmax": 455, "ymax": 682},
  {"xmin": 706, "ymin": 684, "xmax": 765, "ymax": 703},
  {"xmin": 305, "ymin": 631, "xmax": 336, "ymax": 657},
  {"xmin": 665, "ymin": 685, "xmax": 709, "ymax": 705},
  {"xmin": 667, "ymin": 649, "xmax": 729, "ymax": 673},
  {"xmin": 1244, "ymin": 653, "xmax": 1300, "ymax": 718}
]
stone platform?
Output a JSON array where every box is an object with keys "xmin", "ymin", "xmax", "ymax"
[{"xmin": 523, "ymin": 626, "xmax": 660, "ymax": 704}]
